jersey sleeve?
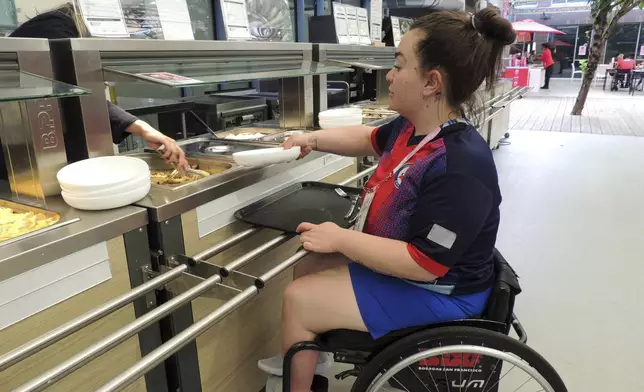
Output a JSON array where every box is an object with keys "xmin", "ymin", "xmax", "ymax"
[
  {"xmin": 370, "ymin": 116, "xmax": 403, "ymax": 155},
  {"xmin": 406, "ymin": 172, "xmax": 493, "ymax": 277}
]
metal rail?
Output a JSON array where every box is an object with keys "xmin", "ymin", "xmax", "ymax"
[
  {"xmin": 219, "ymin": 234, "xmax": 292, "ymax": 276},
  {"xmin": 193, "ymin": 227, "xmax": 258, "ymax": 261},
  {"xmin": 92, "ymin": 169, "xmax": 377, "ymax": 392},
  {"xmin": 11, "ymin": 165, "xmax": 377, "ymax": 392},
  {"xmin": 12, "ymin": 246, "xmax": 272, "ymax": 392},
  {"xmin": 338, "ymin": 165, "xmax": 377, "ymax": 186},
  {"xmin": 0, "ymin": 264, "xmax": 187, "ymax": 372},
  {"xmin": 96, "ymin": 250, "xmax": 310, "ymax": 392}
]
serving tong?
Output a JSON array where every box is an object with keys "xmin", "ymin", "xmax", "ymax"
[
  {"xmin": 156, "ymin": 145, "xmax": 209, "ymax": 179},
  {"xmin": 335, "ymin": 188, "xmax": 361, "ymax": 225}
]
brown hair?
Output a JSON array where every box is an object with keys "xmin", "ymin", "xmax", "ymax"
[
  {"xmin": 52, "ymin": 2, "xmax": 90, "ymax": 37},
  {"xmin": 411, "ymin": 6, "xmax": 516, "ymax": 112}
]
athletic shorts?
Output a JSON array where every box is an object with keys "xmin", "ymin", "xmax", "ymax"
[{"xmin": 348, "ymin": 263, "xmax": 491, "ymax": 339}]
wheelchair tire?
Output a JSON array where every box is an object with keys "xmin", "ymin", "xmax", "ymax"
[{"xmin": 350, "ymin": 326, "xmax": 567, "ymax": 392}]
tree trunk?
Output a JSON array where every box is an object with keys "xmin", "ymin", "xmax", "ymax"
[{"xmin": 571, "ymin": 15, "xmax": 608, "ymax": 115}]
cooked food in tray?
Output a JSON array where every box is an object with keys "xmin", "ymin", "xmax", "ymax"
[
  {"xmin": 0, "ymin": 204, "xmax": 60, "ymax": 242},
  {"xmin": 150, "ymin": 164, "xmax": 214, "ymax": 185}
]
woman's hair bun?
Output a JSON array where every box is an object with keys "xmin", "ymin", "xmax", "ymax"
[{"xmin": 473, "ymin": 7, "xmax": 516, "ymax": 46}]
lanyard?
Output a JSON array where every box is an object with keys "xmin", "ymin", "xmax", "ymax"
[{"xmin": 353, "ymin": 120, "xmax": 464, "ymax": 232}]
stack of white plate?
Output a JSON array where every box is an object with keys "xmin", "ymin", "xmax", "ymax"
[
  {"xmin": 318, "ymin": 108, "xmax": 363, "ymax": 129},
  {"xmin": 57, "ymin": 156, "xmax": 151, "ymax": 211}
]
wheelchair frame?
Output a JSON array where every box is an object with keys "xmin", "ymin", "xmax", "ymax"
[{"xmin": 280, "ymin": 315, "xmax": 528, "ymax": 392}]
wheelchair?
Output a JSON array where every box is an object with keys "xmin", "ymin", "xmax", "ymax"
[{"xmin": 269, "ymin": 249, "xmax": 568, "ymax": 392}]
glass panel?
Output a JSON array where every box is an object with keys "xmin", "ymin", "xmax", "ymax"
[
  {"xmin": 247, "ymin": 0, "xmax": 294, "ymax": 41},
  {"xmin": 0, "ymin": 71, "xmax": 90, "ymax": 102},
  {"xmin": 120, "ymin": 0, "xmax": 215, "ymax": 40},
  {"xmin": 552, "ymin": 26, "xmax": 577, "ymax": 78},
  {"xmin": 0, "ymin": 0, "xmax": 17, "ymax": 35},
  {"xmin": 605, "ymin": 23, "xmax": 639, "ymax": 63},
  {"xmin": 327, "ymin": 59, "xmax": 393, "ymax": 70},
  {"xmin": 104, "ymin": 61, "xmax": 352, "ymax": 87}
]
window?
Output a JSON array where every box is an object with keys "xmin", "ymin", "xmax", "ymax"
[
  {"xmin": 552, "ymin": 26, "xmax": 577, "ymax": 77},
  {"xmin": 604, "ymin": 23, "xmax": 639, "ymax": 63},
  {"xmin": 637, "ymin": 23, "xmax": 644, "ymax": 60}
]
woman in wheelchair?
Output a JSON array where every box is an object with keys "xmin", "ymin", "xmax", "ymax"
[{"xmin": 259, "ymin": 8, "xmax": 517, "ymax": 392}]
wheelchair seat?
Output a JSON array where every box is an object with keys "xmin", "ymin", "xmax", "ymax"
[{"xmin": 315, "ymin": 249, "xmax": 521, "ymax": 355}]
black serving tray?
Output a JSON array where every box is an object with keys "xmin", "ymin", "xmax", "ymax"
[{"xmin": 234, "ymin": 182, "xmax": 362, "ymax": 233}]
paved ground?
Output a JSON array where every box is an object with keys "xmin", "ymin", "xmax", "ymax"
[{"xmin": 509, "ymin": 79, "xmax": 644, "ymax": 136}]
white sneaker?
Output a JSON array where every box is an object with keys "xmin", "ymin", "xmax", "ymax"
[
  {"xmin": 265, "ymin": 375, "xmax": 313, "ymax": 392},
  {"xmin": 258, "ymin": 352, "xmax": 333, "ymax": 376}
]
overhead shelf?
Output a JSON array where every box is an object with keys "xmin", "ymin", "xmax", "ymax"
[
  {"xmin": 0, "ymin": 71, "xmax": 90, "ymax": 103},
  {"xmin": 325, "ymin": 59, "xmax": 394, "ymax": 71},
  {"xmin": 103, "ymin": 60, "xmax": 353, "ymax": 88}
]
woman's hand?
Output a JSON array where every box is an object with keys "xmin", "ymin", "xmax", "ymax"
[
  {"xmin": 297, "ymin": 222, "xmax": 347, "ymax": 253},
  {"xmin": 282, "ymin": 133, "xmax": 317, "ymax": 159},
  {"xmin": 128, "ymin": 120, "xmax": 189, "ymax": 171}
]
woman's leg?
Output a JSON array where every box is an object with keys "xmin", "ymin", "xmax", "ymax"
[
  {"xmin": 282, "ymin": 265, "xmax": 367, "ymax": 392},
  {"xmin": 293, "ymin": 252, "xmax": 351, "ymax": 280}
]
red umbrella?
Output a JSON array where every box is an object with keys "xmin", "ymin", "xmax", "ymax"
[
  {"xmin": 552, "ymin": 39, "xmax": 572, "ymax": 47},
  {"xmin": 512, "ymin": 19, "xmax": 565, "ymax": 34}
]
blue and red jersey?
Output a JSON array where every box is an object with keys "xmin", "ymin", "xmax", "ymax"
[{"xmin": 362, "ymin": 116, "xmax": 501, "ymax": 295}]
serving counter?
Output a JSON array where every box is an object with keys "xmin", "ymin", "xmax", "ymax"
[{"xmin": 0, "ymin": 193, "xmax": 165, "ymax": 392}]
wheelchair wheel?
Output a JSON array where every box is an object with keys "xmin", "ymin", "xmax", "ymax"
[{"xmin": 350, "ymin": 326, "xmax": 566, "ymax": 392}]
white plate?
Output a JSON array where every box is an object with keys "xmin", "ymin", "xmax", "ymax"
[
  {"xmin": 233, "ymin": 146, "xmax": 301, "ymax": 167},
  {"xmin": 319, "ymin": 108, "xmax": 362, "ymax": 119},
  {"xmin": 60, "ymin": 172, "xmax": 150, "ymax": 197},
  {"xmin": 62, "ymin": 183, "xmax": 151, "ymax": 211},
  {"xmin": 57, "ymin": 156, "xmax": 150, "ymax": 193},
  {"xmin": 320, "ymin": 118, "xmax": 363, "ymax": 129}
]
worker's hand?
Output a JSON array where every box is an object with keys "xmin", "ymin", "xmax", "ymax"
[
  {"xmin": 128, "ymin": 120, "xmax": 189, "ymax": 172},
  {"xmin": 296, "ymin": 222, "xmax": 346, "ymax": 253},
  {"xmin": 282, "ymin": 133, "xmax": 317, "ymax": 159}
]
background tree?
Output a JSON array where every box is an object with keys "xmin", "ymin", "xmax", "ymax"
[{"xmin": 571, "ymin": 0, "xmax": 644, "ymax": 115}]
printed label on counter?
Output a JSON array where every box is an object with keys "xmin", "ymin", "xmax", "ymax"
[{"xmin": 135, "ymin": 72, "xmax": 202, "ymax": 85}]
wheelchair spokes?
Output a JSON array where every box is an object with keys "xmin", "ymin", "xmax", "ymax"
[{"xmin": 363, "ymin": 345, "xmax": 555, "ymax": 392}]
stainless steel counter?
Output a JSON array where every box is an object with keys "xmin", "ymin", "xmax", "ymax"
[
  {"xmin": 133, "ymin": 150, "xmax": 333, "ymax": 222},
  {"xmin": 132, "ymin": 114, "xmax": 398, "ymax": 223},
  {"xmin": 0, "ymin": 191, "xmax": 147, "ymax": 281}
]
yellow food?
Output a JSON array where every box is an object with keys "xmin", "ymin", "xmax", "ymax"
[
  {"xmin": 0, "ymin": 206, "xmax": 59, "ymax": 242},
  {"xmin": 150, "ymin": 168, "xmax": 212, "ymax": 186}
]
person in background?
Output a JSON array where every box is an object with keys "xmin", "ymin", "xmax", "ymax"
[
  {"xmin": 611, "ymin": 54, "xmax": 635, "ymax": 90},
  {"xmin": 540, "ymin": 42, "xmax": 555, "ymax": 89},
  {"xmin": 7, "ymin": 3, "xmax": 189, "ymax": 173},
  {"xmin": 528, "ymin": 50, "xmax": 537, "ymax": 64},
  {"xmin": 258, "ymin": 6, "xmax": 514, "ymax": 392}
]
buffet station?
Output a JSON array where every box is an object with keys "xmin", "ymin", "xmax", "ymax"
[
  {"xmin": 0, "ymin": 38, "xmax": 154, "ymax": 392},
  {"xmin": 0, "ymin": 34, "xmax": 527, "ymax": 392}
]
